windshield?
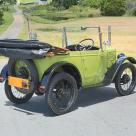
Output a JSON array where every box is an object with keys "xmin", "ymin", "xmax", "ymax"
[{"xmin": 63, "ymin": 27, "xmax": 101, "ymax": 48}]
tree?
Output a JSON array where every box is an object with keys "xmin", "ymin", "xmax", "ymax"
[
  {"xmin": 100, "ymin": 0, "xmax": 126, "ymax": 16},
  {"xmin": 0, "ymin": 0, "xmax": 16, "ymax": 25},
  {"xmin": 79, "ymin": 0, "xmax": 101, "ymax": 8},
  {"xmin": 52, "ymin": 0, "xmax": 78, "ymax": 9}
]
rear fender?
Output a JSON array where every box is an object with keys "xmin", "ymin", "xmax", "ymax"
[
  {"xmin": 40, "ymin": 62, "xmax": 82, "ymax": 90},
  {"xmin": 0, "ymin": 63, "xmax": 8, "ymax": 82},
  {"xmin": 39, "ymin": 63, "xmax": 66, "ymax": 90}
]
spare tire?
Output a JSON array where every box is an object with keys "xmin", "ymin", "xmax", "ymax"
[{"xmin": 5, "ymin": 59, "xmax": 39, "ymax": 104}]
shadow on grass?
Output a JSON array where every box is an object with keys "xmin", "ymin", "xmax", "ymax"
[{"xmin": 5, "ymin": 86, "xmax": 118, "ymax": 117}]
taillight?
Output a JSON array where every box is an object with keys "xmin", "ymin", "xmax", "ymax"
[
  {"xmin": 38, "ymin": 85, "xmax": 46, "ymax": 93},
  {"xmin": 22, "ymin": 81, "xmax": 29, "ymax": 88},
  {"xmin": 0, "ymin": 76, "xmax": 5, "ymax": 82}
]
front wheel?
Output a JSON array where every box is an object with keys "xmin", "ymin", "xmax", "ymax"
[
  {"xmin": 115, "ymin": 63, "xmax": 136, "ymax": 96},
  {"xmin": 46, "ymin": 72, "xmax": 78, "ymax": 115}
]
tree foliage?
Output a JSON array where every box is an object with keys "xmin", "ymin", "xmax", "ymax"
[
  {"xmin": 0, "ymin": 0, "xmax": 15, "ymax": 25},
  {"xmin": 100, "ymin": 0, "xmax": 126, "ymax": 16},
  {"xmin": 79, "ymin": 0, "xmax": 101, "ymax": 8},
  {"xmin": 52, "ymin": 0, "xmax": 78, "ymax": 9}
]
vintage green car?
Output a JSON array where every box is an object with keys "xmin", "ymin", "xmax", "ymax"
[{"xmin": 0, "ymin": 26, "xmax": 136, "ymax": 115}]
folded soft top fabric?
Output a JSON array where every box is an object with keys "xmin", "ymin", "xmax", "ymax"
[
  {"xmin": 0, "ymin": 39, "xmax": 52, "ymax": 59},
  {"xmin": 0, "ymin": 39, "xmax": 52, "ymax": 49}
]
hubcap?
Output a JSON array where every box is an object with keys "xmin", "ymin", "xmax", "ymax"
[
  {"xmin": 120, "ymin": 68, "xmax": 133, "ymax": 91},
  {"xmin": 51, "ymin": 80, "xmax": 73, "ymax": 110}
]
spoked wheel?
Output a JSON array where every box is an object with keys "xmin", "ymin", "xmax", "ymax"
[
  {"xmin": 46, "ymin": 72, "xmax": 78, "ymax": 115},
  {"xmin": 115, "ymin": 63, "xmax": 136, "ymax": 96},
  {"xmin": 5, "ymin": 59, "xmax": 39, "ymax": 104}
]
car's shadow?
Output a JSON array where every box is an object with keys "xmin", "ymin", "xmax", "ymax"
[{"xmin": 5, "ymin": 86, "xmax": 118, "ymax": 117}]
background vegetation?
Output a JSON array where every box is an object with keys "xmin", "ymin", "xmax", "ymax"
[
  {"xmin": 20, "ymin": 0, "xmax": 136, "ymax": 25},
  {"xmin": 0, "ymin": 0, "xmax": 15, "ymax": 33}
]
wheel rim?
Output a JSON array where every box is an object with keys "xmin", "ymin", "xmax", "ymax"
[
  {"xmin": 11, "ymin": 86, "xmax": 27, "ymax": 99},
  {"xmin": 120, "ymin": 68, "xmax": 134, "ymax": 91},
  {"xmin": 51, "ymin": 79, "xmax": 74, "ymax": 110},
  {"xmin": 10, "ymin": 60, "xmax": 32, "ymax": 98}
]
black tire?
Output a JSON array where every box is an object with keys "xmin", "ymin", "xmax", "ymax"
[
  {"xmin": 46, "ymin": 72, "xmax": 78, "ymax": 115},
  {"xmin": 5, "ymin": 80, "xmax": 34, "ymax": 104},
  {"xmin": 5, "ymin": 59, "xmax": 39, "ymax": 104},
  {"xmin": 115, "ymin": 63, "xmax": 136, "ymax": 96}
]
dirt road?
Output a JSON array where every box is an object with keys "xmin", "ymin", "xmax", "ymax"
[{"xmin": 0, "ymin": 6, "xmax": 24, "ymax": 39}]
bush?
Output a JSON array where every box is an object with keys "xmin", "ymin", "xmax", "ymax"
[
  {"xmin": 69, "ymin": 6, "xmax": 101, "ymax": 17},
  {"xmin": 127, "ymin": 7, "xmax": 136, "ymax": 16},
  {"xmin": 126, "ymin": 0, "xmax": 136, "ymax": 16},
  {"xmin": 79, "ymin": 0, "xmax": 101, "ymax": 9},
  {"xmin": 100, "ymin": 0, "xmax": 126, "ymax": 16},
  {"xmin": 52, "ymin": 0, "xmax": 78, "ymax": 9},
  {"xmin": 40, "ymin": 12, "xmax": 76, "ymax": 21},
  {"xmin": 126, "ymin": 0, "xmax": 136, "ymax": 10},
  {"xmin": 0, "ymin": 9, "xmax": 4, "ymax": 25}
]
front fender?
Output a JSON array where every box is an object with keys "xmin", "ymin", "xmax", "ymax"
[
  {"xmin": 104, "ymin": 54, "xmax": 136, "ymax": 84},
  {"xmin": 0, "ymin": 63, "xmax": 8, "ymax": 82},
  {"xmin": 127, "ymin": 57, "xmax": 136, "ymax": 64}
]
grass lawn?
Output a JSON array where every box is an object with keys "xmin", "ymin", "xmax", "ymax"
[
  {"xmin": 19, "ymin": 0, "xmax": 52, "ymax": 4},
  {"xmin": 19, "ymin": 17, "xmax": 136, "ymax": 58},
  {"xmin": 0, "ymin": 12, "xmax": 14, "ymax": 34},
  {"xmin": 19, "ymin": 0, "xmax": 37, "ymax": 4}
]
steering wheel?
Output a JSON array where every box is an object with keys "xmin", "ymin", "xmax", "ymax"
[{"xmin": 75, "ymin": 38, "xmax": 95, "ymax": 51}]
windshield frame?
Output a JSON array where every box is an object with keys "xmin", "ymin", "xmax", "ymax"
[{"xmin": 62, "ymin": 26, "xmax": 103, "ymax": 50}]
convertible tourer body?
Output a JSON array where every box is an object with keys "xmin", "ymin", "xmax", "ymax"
[{"xmin": 0, "ymin": 26, "xmax": 136, "ymax": 115}]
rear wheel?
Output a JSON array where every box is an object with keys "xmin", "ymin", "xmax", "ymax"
[
  {"xmin": 46, "ymin": 72, "xmax": 78, "ymax": 115},
  {"xmin": 115, "ymin": 63, "xmax": 136, "ymax": 96},
  {"xmin": 5, "ymin": 80, "xmax": 34, "ymax": 104},
  {"xmin": 5, "ymin": 59, "xmax": 39, "ymax": 104}
]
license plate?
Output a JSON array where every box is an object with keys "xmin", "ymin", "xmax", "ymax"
[{"xmin": 8, "ymin": 76, "xmax": 30, "ymax": 89}]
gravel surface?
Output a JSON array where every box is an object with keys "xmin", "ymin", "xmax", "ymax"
[{"xmin": 0, "ymin": 60, "xmax": 136, "ymax": 136}]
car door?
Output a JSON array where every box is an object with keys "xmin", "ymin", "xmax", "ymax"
[{"xmin": 81, "ymin": 50, "xmax": 107, "ymax": 86}]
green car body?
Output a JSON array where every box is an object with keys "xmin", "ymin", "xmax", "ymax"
[
  {"xmin": 1, "ymin": 26, "xmax": 136, "ymax": 115},
  {"xmin": 34, "ymin": 46, "xmax": 116, "ymax": 88}
]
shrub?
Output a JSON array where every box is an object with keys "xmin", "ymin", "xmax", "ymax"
[
  {"xmin": 126, "ymin": 0, "xmax": 136, "ymax": 16},
  {"xmin": 126, "ymin": 0, "xmax": 136, "ymax": 10},
  {"xmin": 100, "ymin": 0, "xmax": 126, "ymax": 16},
  {"xmin": 0, "ymin": 9, "xmax": 4, "ymax": 25},
  {"xmin": 36, "ymin": 12, "xmax": 76, "ymax": 21},
  {"xmin": 52, "ymin": 0, "xmax": 78, "ymax": 9},
  {"xmin": 69, "ymin": 6, "xmax": 101, "ymax": 17},
  {"xmin": 79, "ymin": 0, "xmax": 101, "ymax": 9},
  {"xmin": 127, "ymin": 7, "xmax": 136, "ymax": 16}
]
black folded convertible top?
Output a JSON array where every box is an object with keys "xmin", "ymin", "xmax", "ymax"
[{"xmin": 0, "ymin": 39, "xmax": 52, "ymax": 59}]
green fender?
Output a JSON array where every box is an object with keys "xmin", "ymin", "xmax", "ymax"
[
  {"xmin": 40, "ymin": 61, "xmax": 82, "ymax": 88},
  {"xmin": 103, "ymin": 54, "xmax": 136, "ymax": 85}
]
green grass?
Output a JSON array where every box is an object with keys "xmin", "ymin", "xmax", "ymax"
[
  {"xmin": 18, "ymin": 20, "xmax": 29, "ymax": 40},
  {"xmin": 19, "ymin": 0, "xmax": 37, "ymax": 4},
  {"xmin": 19, "ymin": 0, "xmax": 52, "ymax": 4},
  {"xmin": 0, "ymin": 12, "xmax": 14, "ymax": 34}
]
